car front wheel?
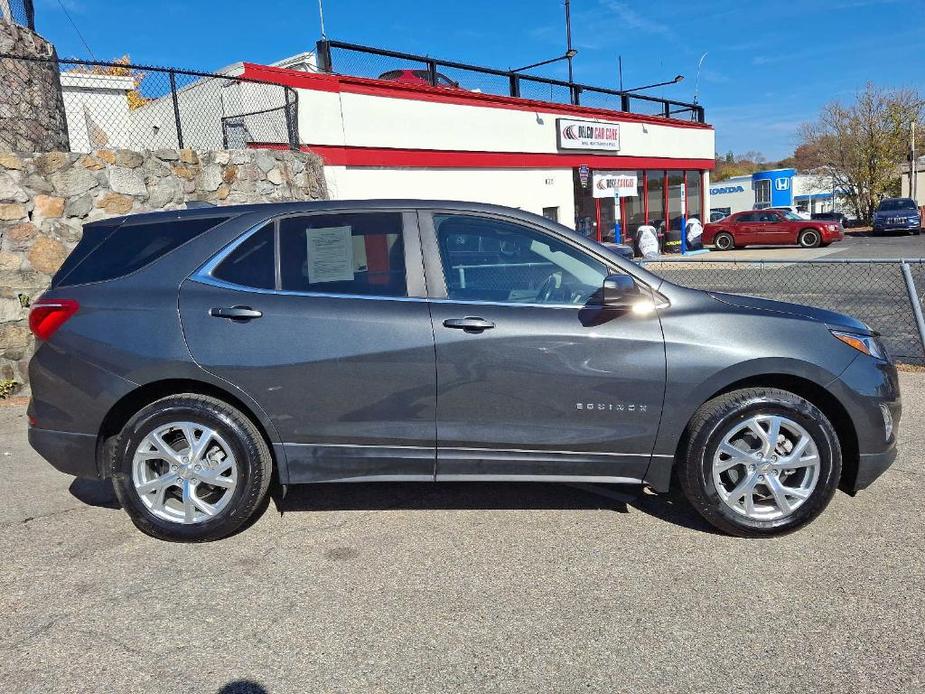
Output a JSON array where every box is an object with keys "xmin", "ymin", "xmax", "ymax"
[
  {"xmin": 678, "ymin": 388, "xmax": 841, "ymax": 537},
  {"xmin": 109, "ymin": 394, "xmax": 273, "ymax": 542},
  {"xmin": 798, "ymin": 229, "xmax": 821, "ymax": 248}
]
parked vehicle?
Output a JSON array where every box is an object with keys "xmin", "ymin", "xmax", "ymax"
[
  {"xmin": 810, "ymin": 212, "xmax": 850, "ymax": 229},
  {"xmin": 378, "ymin": 69, "xmax": 460, "ymax": 88},
  {"xmin": 872, "ymin": 198, "xmax": 921, "ymax": 235},
  {"xmin": 765, "ymin": 206, "xmax": 811, "ymax": 220},
  {"xmin": 598, "ymin": 241, "xmax": 635, "ymax": 260},
  {"xmin": 28, "ymin": 201, "xmax": 899, "ymax": 541},
  {"xmin": 703, "ymin": 209, "xmax": 844, "ymax": 250}
]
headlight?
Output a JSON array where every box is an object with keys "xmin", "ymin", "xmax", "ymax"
[
  {"xmin": 827, "ymin": 224, "xmax": 837, "ymax": 231},
  {"xmin": 831, "ymin": 330, "xmax": 886, "ymax": 360}
]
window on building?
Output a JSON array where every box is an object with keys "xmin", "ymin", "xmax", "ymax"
[
  {"xmin": 687, "ymin": 171, "xmax": 703, "ymax": 222},
  {"xmin": 542, "ymin": 206, "xmax": 559, "ymax": 223},
  {"xmin": 434, "ymin": 214, "xmax": 608, "ymax": 305},
  {"xmin": 667, "ymin": 170, "xmax": 685, "ymax": 230},
  {"xmin": 646, "ymin": 171, "xmax": 665, "ymax": 230},
  {"xmin": 622, "ymin": 170, "xmax": 646, "ymax": 232},
  {"xmin": 279, "ymin": 212, "xmax": 407, "ymax": 297},
  {"xmin": 755, "ymin": 179, "xmax": 771, "ymax": 206},
  {"xmin": 212, "ymin": 223, "xmax": 276, "ymax": 289}
]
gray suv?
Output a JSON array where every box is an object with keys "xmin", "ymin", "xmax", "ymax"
[{"xmin": 27, "ymin": 200, "xmax": 901, "ymax": 541}]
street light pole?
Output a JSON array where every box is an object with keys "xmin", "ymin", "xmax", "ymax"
[
  {"xmin": 565, "ymin": 0, "xmax": 574, "ymax": 83},
  {"xmin": 623, "ymin": 75, "xmax": 685, "ymax": 94}
]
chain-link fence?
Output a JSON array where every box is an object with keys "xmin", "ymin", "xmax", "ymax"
[
  {"xmin": 317, "ymin": 40, "xmax": 705, "ymax": 123},
  {"xmin": 641, "ymin": 258, "xmax": 925, "ymax": 365},
  {"xmin": 0, "ymin": 0, "xmax": 34, "ymax": 29},
  {"xmin": 0, "ymin": 53, "xmax": 299, "ymax": 152}
]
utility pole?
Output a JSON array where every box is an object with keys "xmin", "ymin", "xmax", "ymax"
[
  {"xmin": 564, "ymin": 0, "xmax": 574, "ymax": 84},
  {"xmin": 912, "ymin": 120, "xmax": 917, "ymax": 204}
]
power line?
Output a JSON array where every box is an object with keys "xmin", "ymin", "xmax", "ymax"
[{"xmin": 54, "ymin": 0, "xmax": 96, "ymax": 60}]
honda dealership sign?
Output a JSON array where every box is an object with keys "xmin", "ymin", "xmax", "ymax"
[
  {"xmin": 556, "ymin": 118, "xmax": 620, "ymax": 151},
  {"xmin": 592, "ymin": 170, "xmax": 637, "ymax": 198}
]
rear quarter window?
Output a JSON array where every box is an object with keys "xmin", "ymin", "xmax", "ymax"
[{"xmin": 57, "ymin": 216, "xmax": 229, "ymax": 287}]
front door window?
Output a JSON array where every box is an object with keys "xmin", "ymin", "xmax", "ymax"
[{"xmin": 433, "ymin": 213, "xmax": 608, "ymax": 306}]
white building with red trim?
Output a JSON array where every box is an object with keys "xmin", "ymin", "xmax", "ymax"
[{"xmin": 241, "ymin": 59, "xmax": 715, "ymax": 242}]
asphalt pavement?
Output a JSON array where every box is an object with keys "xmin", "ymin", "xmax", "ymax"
[{"xmin": 0, "ymin": 372, "xmax": 923, "ymax": 693}]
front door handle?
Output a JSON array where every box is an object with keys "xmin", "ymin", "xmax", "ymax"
[
  {"xmin": 209, "ymin": 306, "xmax": 263, "ymax": 322},
  {"xmin": 443, "ymin": 316, "xmax": 495, "ymax": 333}
]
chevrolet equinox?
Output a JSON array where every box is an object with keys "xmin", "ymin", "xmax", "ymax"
[{"xmin": 27, "ymin": 200, "xmax": 901, "ymax": 541}]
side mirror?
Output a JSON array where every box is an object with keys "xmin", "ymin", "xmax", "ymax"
[{"xmin": 602, "ymin": 273, "xmax": 641, "ymax": 308}]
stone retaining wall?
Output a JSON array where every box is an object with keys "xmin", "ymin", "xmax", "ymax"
[
  {"xmin": 0, "ymin": 146, "xmax": 327, "ymax": 395},
  {"xmin": 0, "ymin": 22, "xmax": 69, "ymax": 153}
]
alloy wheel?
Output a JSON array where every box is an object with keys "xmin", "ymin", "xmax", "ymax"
[
  {"xmin": 131, "ymin": 421, "xmax": 238, "ymax": 524},
  {"xmin": 711, "ymin": 414, "xmax": 820, "ymax": 521}
]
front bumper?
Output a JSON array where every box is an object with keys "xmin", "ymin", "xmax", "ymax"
[
  {"xmin": 28, "ymin": 425, "xmax": 100, "ymax": 478},
  {"xmin": 854, "ymin": 446, "xmax": 898, "ymax": 491},
  {"xmin": 828, "ymin": 355, "xmax": 902, "ymax": 493},
  {"xmin": 873, "ymin": 219, "xmax": 920, "ymax": 232}
]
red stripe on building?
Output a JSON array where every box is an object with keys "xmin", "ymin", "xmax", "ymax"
[
  {"xmin": 253, "ymin": 143, "xmax": 716, "ymax": 171},
  {"xmin": 242, "ymin": 63, "xmax": 713, "ymax": 132}
]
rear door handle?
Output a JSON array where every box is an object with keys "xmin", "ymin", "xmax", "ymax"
[
  {"xmin": 209, "ymin": 306, "xmax": 263, "ymax": 321},
  {"xmin": 443, "ymin": 317, "xmax": 495, "ymax": 333}
]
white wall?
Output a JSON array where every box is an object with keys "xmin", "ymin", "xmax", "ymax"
[
  {"xmin": 325, "ymin": 166, "xmax": 576, "ymax": 227},
  {"xmin": 60, "ymin": 72, "xmax": 136, "ymax": 152},
  {"xmin": 295, "ymin": 84, "xmax": 714, "ymax": 160},
  {"xmin": 708, "ymin": 174, "xmax": 753, "ymax": 214}
]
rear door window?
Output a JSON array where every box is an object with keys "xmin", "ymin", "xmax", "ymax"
[
  {"xmin": 279, "ymin": 212, "xmax": 407, "ymax": 297},
  {"xmin": 211, "ymin": 223, "xmax": 276, "ymax": 289},
  {"xmin": 58, "ymin": 216, "xmax": 229, "ymax": 286}
]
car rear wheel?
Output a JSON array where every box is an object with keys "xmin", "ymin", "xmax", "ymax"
[
  {"xmin": 677, "ymin": 388, "xmax": 841, "ymax": 537},
  {"xmin": 713, "ymin": 232, "xmax": 735, "ymax": 251},
  {"xmin": 109, "ymin": 394, "xmax": 273, "ymax": 542},
  {"xmin": 798, "ymin": 229, "xmax": 821, "ymax": 248}
]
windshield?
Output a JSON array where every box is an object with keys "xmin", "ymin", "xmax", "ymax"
[
  {"xmin": 782, "ymin": 211, "xmax": 803, "ymax": 221},
  {"xmin": 878, "ymin": 199, "xmax": 916, "ymax": 211}
]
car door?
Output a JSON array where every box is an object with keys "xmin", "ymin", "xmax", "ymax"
[
  {"xmin": 733, "ymin": 211, "xmax": 759, "ymax": 244},
  {"xmin": 420, "ymin": 210, "xmax": 667, "ymax": 483},
  {"xmin": 756, "ymin": 211, "xmax": 790, "ymax": 245},
  {"xmin": 179, "ymin": 209, "xmax": 437, "ymax": 483}
]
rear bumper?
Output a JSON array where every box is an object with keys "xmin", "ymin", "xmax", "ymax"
[{"xmin": 28, "ymin": 426, "xmax": 99, "ymax": 479}]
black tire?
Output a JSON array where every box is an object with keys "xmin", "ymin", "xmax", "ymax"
[
  {"xmin": 713, "ymin": 232, "xmax": 735, "ymax": 251},
  {"xmin": 912, "ymin": 228, "xmax": 921, "ymax": 236},
  {"xmin": 798, "ymin": 228, "xmax": 821, "ymax": 248},
  {"xmin": 109, "ymin": 394, "xmax": 273, "ymax": 542},
  {"xmin": 677, "ymin": 388, "xmax": 841, "ymax": 537}
]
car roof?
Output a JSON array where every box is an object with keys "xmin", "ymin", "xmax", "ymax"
[{"xmin": 101, "ymin": 199, "xmax": 550, "ymax": 226}]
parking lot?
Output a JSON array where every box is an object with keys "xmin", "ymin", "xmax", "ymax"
[
  {"xmin": 1, "ymin": 371, "xmax": 922, "ymax": 693},
  {"xmin": 696, "ymin": 228, "xmax": 925, "ymax": 261}
]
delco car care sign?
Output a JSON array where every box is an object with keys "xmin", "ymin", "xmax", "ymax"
[
  {"xmin": 557, "ymin": 118, "xmax": 620, "ymax": 151},
  {"xmin": 592, "ymin": 171, "xmax": 637, "ymax": 198}
]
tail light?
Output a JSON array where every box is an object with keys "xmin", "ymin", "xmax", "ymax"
[{"xmin": 29, "ymin": 298, "xmax": 79, "ymax": 341}]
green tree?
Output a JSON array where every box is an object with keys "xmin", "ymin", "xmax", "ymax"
[{"xmin": 799, "ymin": 83, "xmax": 924, "ymax": 224}]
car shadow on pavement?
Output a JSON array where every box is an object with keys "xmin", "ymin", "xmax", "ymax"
[
  {"xmin": 68, "ymin": 478, "xmax": 121, "ymax": 509},
  {"xmin": 65, "ymin": 478, "xmax": 719, "ymax": 535},
  {"xmin": 271, "ymin": 482, "xmax": 719, "ymax": 535}
]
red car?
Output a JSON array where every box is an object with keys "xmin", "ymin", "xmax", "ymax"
[
  {"xmin": 378, "ymin": 69, "xmax": 460, "ymax": 88},
  {"xmin": 703, "ymin": 209, "xmax": 844, "ymax": 250}
]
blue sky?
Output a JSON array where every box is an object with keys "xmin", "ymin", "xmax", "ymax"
[{"xmin": 35, "ymin": 0, "xmax": 925, "ymax": 160}]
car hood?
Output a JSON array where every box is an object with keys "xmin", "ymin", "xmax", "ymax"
[{"xmin": 709, "ymin": 291, "xmax": 873, "ymax": 334}]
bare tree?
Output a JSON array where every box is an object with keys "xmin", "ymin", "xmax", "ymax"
[{"xmin": 799, "ymin": 83, "xmax": 924, "ymax": 224}]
